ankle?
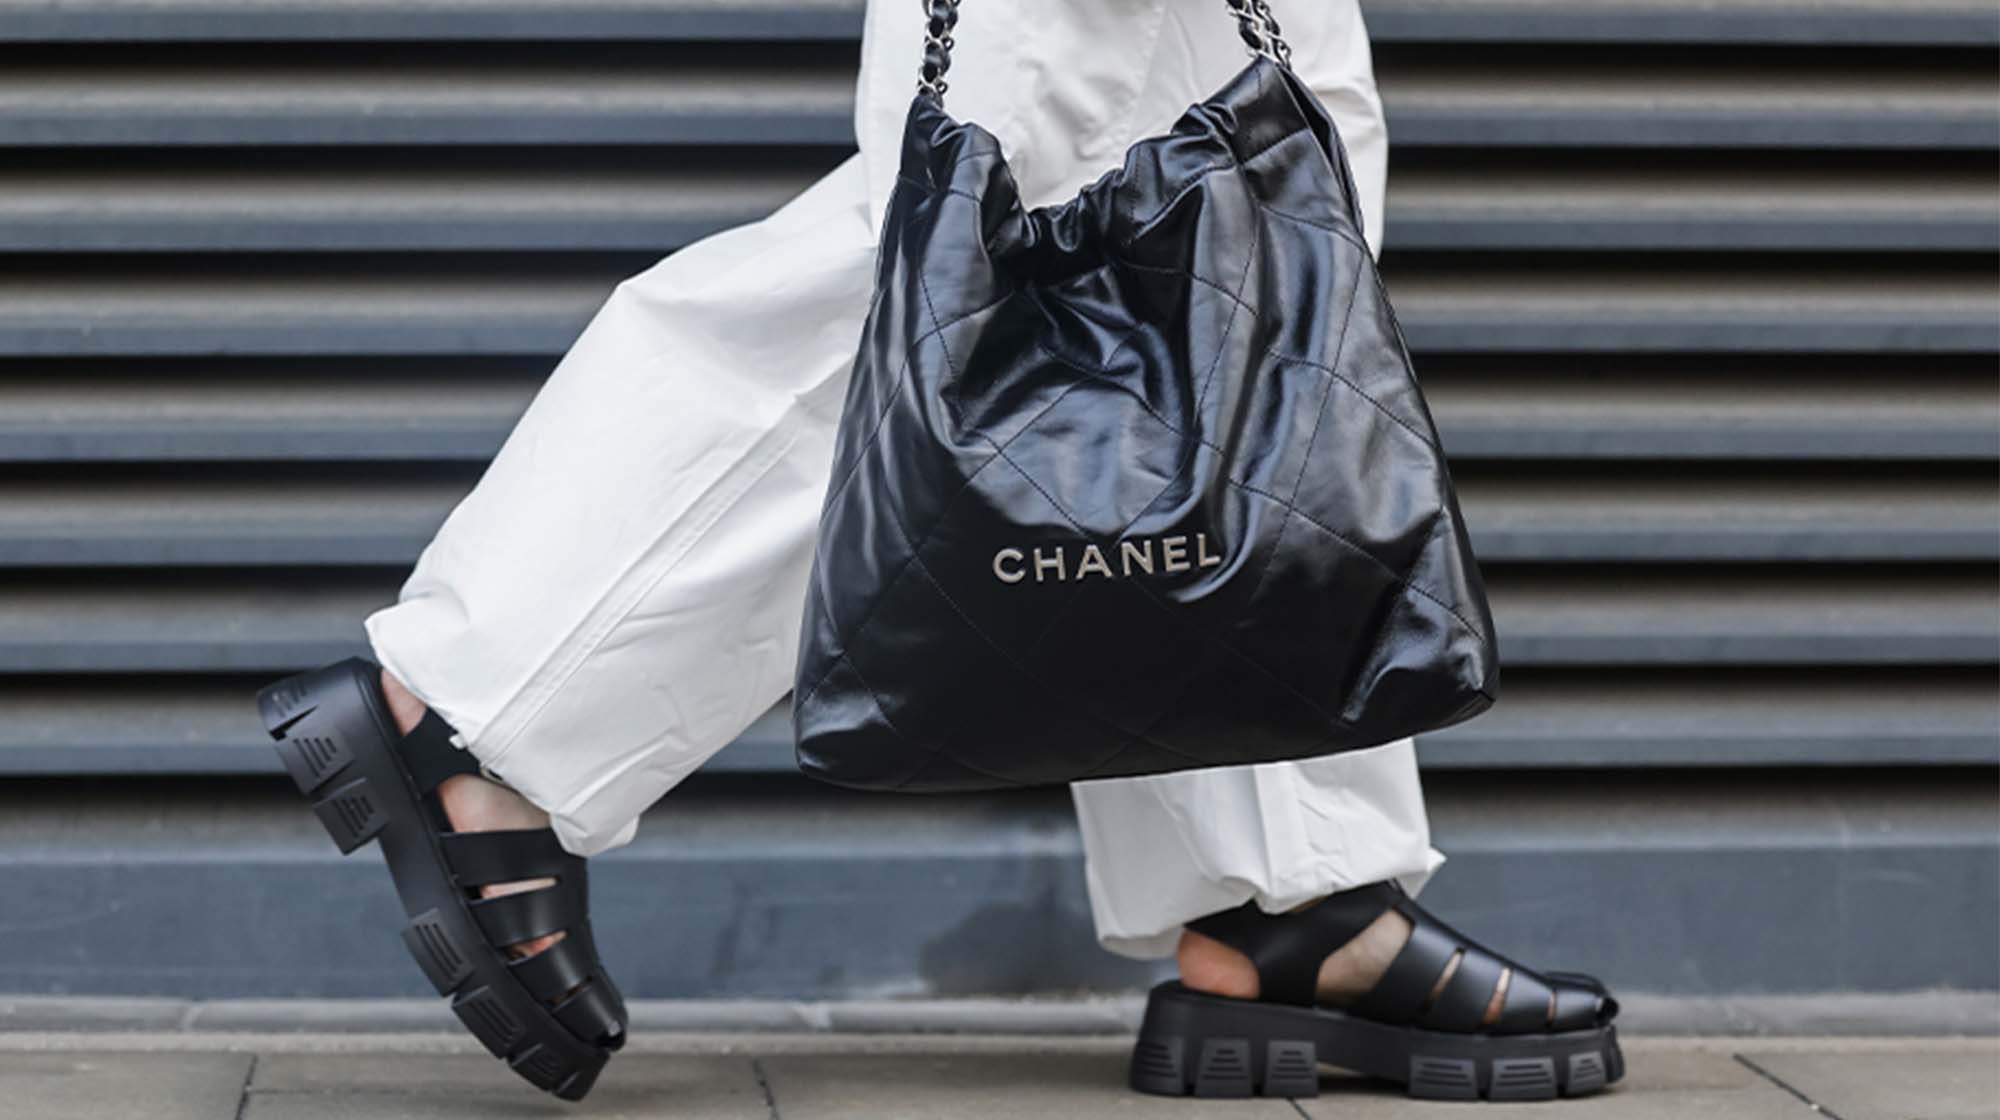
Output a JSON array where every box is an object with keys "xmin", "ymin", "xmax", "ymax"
[
  {"xmin": 437, "ymin": 772, "xmax": 551, "ymax": 833},
  {"xmin": 1175, "ymin": 898, "xmax": 1414, "ymax": 1007},
  {"xmin": 1178, "ymin": 894, "xmax": 1328, "ymax": 999},
  {"xmin": 1177, "ymin": 928, "xmax": 1261, "ymax": 1000},
  {"xmin": 379, "ymin": 668, "xmax": 428, "ymax": 736}
]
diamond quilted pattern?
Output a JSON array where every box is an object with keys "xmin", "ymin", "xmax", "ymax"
[{"xmin": 795, "ymin": 58, "xmax": 1497, "ymax": 791}]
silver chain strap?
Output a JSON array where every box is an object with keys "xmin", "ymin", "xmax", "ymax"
[
  {"xmin": 1224, "ymin": 0, "xmax": 1292, "ymax": 66},
  {"xmin": 918, "ymin": 0, "xmax": 959, "ymax": 99},
  {"xmin": 1247, "ymin": 0, "xmax": 1293, "ymax": 68},
  {"xmin": 920, "ymin": 0, "xmax": 1292, "ymax": 103}
]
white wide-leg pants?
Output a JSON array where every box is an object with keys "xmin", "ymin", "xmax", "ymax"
[{"xmin": 368, "ymin": 0, "xmax": 1442, "ymax": 961}]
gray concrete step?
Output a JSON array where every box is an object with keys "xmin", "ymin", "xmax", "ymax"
[{"xmin": 5, "ymin": 992, "xmax": 1998, "ymax": 1037}]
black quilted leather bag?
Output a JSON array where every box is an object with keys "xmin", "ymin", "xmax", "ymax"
[{"xmin": 794, "ymin": 0, "xmax": 1498, "ymax": 791}]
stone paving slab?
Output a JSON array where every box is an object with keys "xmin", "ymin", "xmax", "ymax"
[
  {"xmin": 0, "ymin": 1035, "xmax": 1992, "ymax": 1119},
  {"xmin": 0, "ymin": 1051, "xmax": 251, "ymax": 1120},
  {"xmin": 243, "ymin": 1052, "xmax": 772, "ymax": 1120},
  {"xmin": 757, "ymin": 1051, "xmax": 1299, "ymax": 1119},
  {"xmin": 1745, "ymin": 1044, "xmax": 2000, "ymax": 1120}
]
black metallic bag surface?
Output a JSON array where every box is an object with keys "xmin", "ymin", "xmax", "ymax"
[{"xmin": 794, "ymin": 0, "xmax": 1497, "ymax": 791}]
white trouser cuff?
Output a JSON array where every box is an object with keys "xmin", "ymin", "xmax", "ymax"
[{"xmin": 1073, "ymin": 738, "xmax": 1442, "ymax": 960}]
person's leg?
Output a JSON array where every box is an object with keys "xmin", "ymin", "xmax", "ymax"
[
  {"xmin": 1072, "ymin": 740, "xmax": 1441, "ymax": 986},
  {"xmin": 1071, "ymin": 0, "xmax": 1409, "ymax": 980},
  {"xmin": 1077, "ymin": 754, "xmax": 1590, "ymax": 1076},
  {"xmin": 259, "ymin": 149, "xmax": 881, "ymax": 1099},
  {"xmin": 1069, "ymin": 1, "xmax": 1621, "ymax": 1103},
  {"xmin": 269, "ymin": 1, "xmax": 1166, "ymax": 1096},
  {"xmin": 365, "ymin": 154, "xmax": 878, "ymax": 859}
]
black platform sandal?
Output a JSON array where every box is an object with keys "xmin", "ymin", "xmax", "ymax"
[
  {"xmin": 257, "ymin": 657, "xmax": 626, "ymax": 1101},
  {"xmin": 1131, "ymin": 882, "xmax": 1622, "ymax": 1102}
]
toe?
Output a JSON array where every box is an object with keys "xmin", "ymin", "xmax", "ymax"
[
  {"xmin": 1543, "ymin": 970, "xmax": 1619, "ymax": 1024},
  {"xmin": 1549, "ymin": 978, "xmax": 1618, "ymax": 1030}
]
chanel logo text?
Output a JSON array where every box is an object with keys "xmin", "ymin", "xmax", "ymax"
[{"xmin": 992, "ymin": 534, "xmax": 1223, "ymax": 584}]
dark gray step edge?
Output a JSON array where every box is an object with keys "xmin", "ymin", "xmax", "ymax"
[
  {"xmin": 1, "ymin": 109, "xmax": 1994, "ymax": 150},
  {"xmin": 2, "ymin": 2, "xmax": 1994, "ymax": 46},
  {"xmin": 2, "ymin": 727, "xmax": 1995, "ymax": 777},
  {"xmin": 0, "ymin": 526, "xmax": 1991, "ymax": 567},
  {"xmin": 5, "ymin": 422, "xmax": 1996, "ymax": 463}
]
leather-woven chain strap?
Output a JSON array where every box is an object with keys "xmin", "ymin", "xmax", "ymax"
[{"xmin": 919, "ymin": 0, "xmax": 1292, "ymax": 101}]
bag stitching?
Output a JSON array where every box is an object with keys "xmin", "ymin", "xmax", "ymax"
[
  {"xmin": 917, "ymin": 172, "xmax": 1355, "ymax": 762},
  {"xmin": 1258, "ymin": 199, "xmax": 1369, "ymax": 248},
  {"xmin": 1066, "ymin": 666, "xmax": 1216, "ymax": 780},
  {"xmin": 1120, "ymin": 159, "xmax": 1239, "ymax": 245},
  {"xmin": 810, "ymin": 153, "xmax": 1012, "ymax": 523},
  {"xmin": 880, "ymin": 403, "xmax": 1243, "ymax": 781},
  {"xmin": 794, "ymin": 372, "xmax": 1101, "ymax": 712},
  {"xmin": 811, "ymin": 287, "xmax": 1017, "ymax": 529},
  {"xmin": 805, "ymin": 295, "xmax": 1478, "ymax": 752},
  {"xmin": 916, "ymin": 262, "xmax": 965, "ymax": 430},
  {"xmin": 1118, "ymin": 73, "xmax": 1325, "ymax": 249},
  {"xmin": 897, "ymin": 140, "xmax": 1006, "ymax": 194},
  {"xmin": 988, "ymin": 440, "xmax": 1354, "ymax": 735},
  {"xmin": 833, "ymin": 414, "xmax": 1223, "ymax": 785},
  {"xmin": 996, "ymin": 173, "xmax": 1384, "ymax": 734},
  {"xmin": 823, "ymin": 152, "xmax": 1120, "ymax": 524},
  {"xmin": 979, "ymin": 125, "xmax": 1492, "ymax": 723},
  {"xmin": 1005, "ymin": 402, "xmax": 1248, "ymax": 765},
  {"xmin": 1176, "ymin": 150, "xmax": 1355, "ymax": 693},
  {"xmin": 1190, "ymin": 212, "xmax": 1264, "ymax": 418},
  {"xmin": 810, "ymin": 216, "xmax": 1299, "ymax": 776},
  {"xmin": 897, "ymin": 180, "xmax": 992, "ymax": 208},
  {"xmin": 1220, "ymin": 409, "xmax": 1315, "ymax": 680},
  {"xmin": 1057, "ymin": 413, "xmax": 1257, "ymax": 777},
  {"xmin": 1025, "ymin": 334, "xmax": 1487, "ymax": 645},
  {"xmin": 1226, "ymin": 217, "xmax": 1492, "ymax": 681},
  {"xmin": 981, "ymin": 155, "xmax": 1358, "ymax": 728},
  {"xmin": 803, "ymin": 86, "xmax": 1493, "ymax": 767},
  {"xmin": 895, "ymin": 552, "xmax": 1220, "ymax": 785},
  {"xmin": 1034, "ymin": 210, "xmax": 1256, "ymax": 425},
  {"xmin": 879, "ymin": 240, "xmax": 1258, "ymax": 775},
  {"xmin": 839, "ymin": 649, "xmax": 1035, "ymax": 789},
  {"xmin": 1112, "ymin": 256, "xmax": 1440, "ymax": 453}
]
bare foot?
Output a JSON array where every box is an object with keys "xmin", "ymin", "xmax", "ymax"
[
  {"xmin": 1178, "ymin": 898, "xmax": 1511, "ymax": 1026},
  {"xmin": 381, "ymin": 670, "xmax": 565, "ymax": 960}
]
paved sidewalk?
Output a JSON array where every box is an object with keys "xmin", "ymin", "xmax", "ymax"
[{"xmin": 0, "ymin": 1034, "xmax": 1994, "ymax": 1120}]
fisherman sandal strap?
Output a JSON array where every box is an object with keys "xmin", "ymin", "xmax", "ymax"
[
  {"xmin": 471, "ymin": 880, "xmax": 580, "ymax": 947},
  {"xmin": 1187, "ymin": 882, "xmax": 1617, "ymax": 1036},
  {"xmin": 257, "ymin": 658, "xmax": 627, "ymax": 1100},
  {"xmin": 552, "ymin": 976, "xmax": 628, "ymax": 1048},
  {"xmin": 511, "ymin": 939, "xmax": 627, "ymax": 1050},
  {"xmin": 397, "ymin": 709, "xmax": 481, "ymax": 793},
  {"xmin": 429, "ymin": 789, "xmax": 627, "ymax": 1050},
  {"xmin": 445, "ymin": 829, "xmax": 623, "ymax": 1043},
  {"xmin": 1187, "ymin": 882, "xmax": 1403, "ymax": 1007},
  {"xmin": 510, "ymin": 935, "xmax": 594, "ymax": 1002},
  {"xmin": 438, "ymin": 828, "xmax": 575, "ymax": 887}
]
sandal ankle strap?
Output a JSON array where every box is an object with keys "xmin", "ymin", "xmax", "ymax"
[
  {"xmin": 397, "ymin": 709, "xmax": 481, "ymax": 794},
  {"xmin": 1187, "ymin": 882, "xmax": 1403, "ymax": 1007},
  {"xmin": 1188, "ymin": 882, "xmax": 1615, "ymax": 1035}
]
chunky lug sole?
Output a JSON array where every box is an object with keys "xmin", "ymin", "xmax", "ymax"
[
  {"xmin": 1130, "ymin": 981, "xmax": 1623, "ymax": 1102},
  {"xmin": 258, "ymin": 661, "xmax": 610, "ymax": 1101}
]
